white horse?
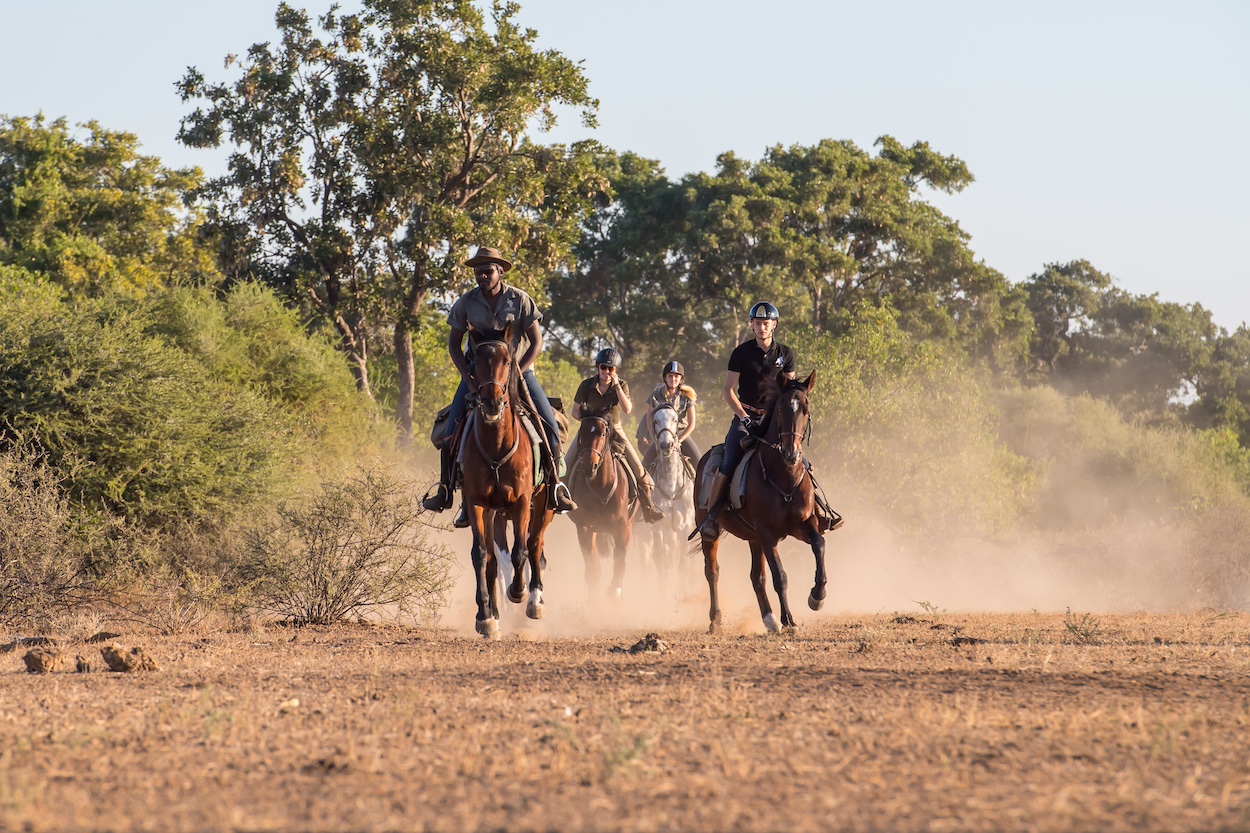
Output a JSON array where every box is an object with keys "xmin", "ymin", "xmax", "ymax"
[{"xmin": 644, "ymin": 405, "xmax": 696, "ymax": 588}]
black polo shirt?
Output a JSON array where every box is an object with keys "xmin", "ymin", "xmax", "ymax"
[{"xmin": 727, "ymin": 338, "xmax": 796, "ymax": 410}]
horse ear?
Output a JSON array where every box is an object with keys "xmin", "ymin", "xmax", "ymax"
[{"xmin": 803, "ymin": 369, "xmax": 817, "ymax": 394}]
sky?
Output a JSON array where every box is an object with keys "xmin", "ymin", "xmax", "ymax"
[{"xmin": 3, "ymin": 1, "xmax": 1248, "ymax": 326}]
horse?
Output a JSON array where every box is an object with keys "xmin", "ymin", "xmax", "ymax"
[
  {"xmin": 567, "ymin": 412, "xmax": 636, "ymax": 600},
  {"xmin": 692, "ymin": 371, "xmax": 827, "ymax": 634},
  {"xmin": 458, "ymin": 325, "xmax": 553, "ymax": 638},
  {"xmin": 644, "ymin": 404, "xmax": 695, "ymax": 588}
]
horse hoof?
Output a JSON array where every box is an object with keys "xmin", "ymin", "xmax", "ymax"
[
  {"xmin": 527, "ymin": 601, "xmax": 544, "ymax": 620},
  {"xmin": 808, "ymin": 591, "xmax": 825, "ymax": 611},
  {"xmin": 507, "ymin": 587, "xmax": 527, "ymax": 605},
  {"xmin": 708, "ymin": 621, "xmax": 720, "ymax": 635},
  {"xmin": 762, "ymin": 613, "xmax": 781, "ymax": 634},
  {"xmin": 475, "ymin": 617, "xmax": 500, "ymax": 639}
]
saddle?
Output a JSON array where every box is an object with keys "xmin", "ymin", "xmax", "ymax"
[
  {"xmin": 697, "ymin": 443, "xmax": 843, "ymax": 531},
  {"xmin": 695, "ymin": 445, "xmax": 757, "ymax": 511},
  {"xmin": 449, "ymin": 405, "xmax": 548, "ymax": 491}
]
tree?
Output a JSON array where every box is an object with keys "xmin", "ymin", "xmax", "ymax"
[
  {"xmin": 549, "ymin": 138, "xmax": 1030, "ymax": 383},
  {"xmin": 178, "ymin": 0, "xmax": 603, "ymax": 439},
  {"xmin": 0, "ymin": 115, "xmax": 218, "ymax": 296}
]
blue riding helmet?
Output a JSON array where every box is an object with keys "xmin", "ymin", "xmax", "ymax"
[{"xmin": 749, "ymin": 301, "xmax": 780, "ymax": 321}]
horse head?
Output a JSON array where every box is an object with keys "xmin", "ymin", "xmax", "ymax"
[
  {"xmin": 651, "ymin": 403, "xmax": 679, "ymax": 455},
  {"xmin": 468, "ymin": 323, "xmax": 517, "ymax": 424},
  {"xmin": 771, "ymin": 369, "xmax": 816, "ymax": 468},
  {"xmin": 577, "ymin": 411, "xmax": 612, "ymax": 478}
]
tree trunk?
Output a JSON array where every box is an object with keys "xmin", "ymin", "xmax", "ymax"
[
  {"xmin": 393, "ymin": 285, "xmax": 430, "ymax": 445},
  {"xmin": 394, "ymin": 320, "xmax": 415, "ymax": 446}
]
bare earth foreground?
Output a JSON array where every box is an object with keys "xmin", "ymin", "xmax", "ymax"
[{"xmin": 2, "ymin": 613, "xmax": 1250, "ymax": 833}]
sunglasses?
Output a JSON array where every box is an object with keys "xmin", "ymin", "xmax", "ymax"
[{"xmin": 598, "ymin": 364, "xmax": 615, "ymax": 371}]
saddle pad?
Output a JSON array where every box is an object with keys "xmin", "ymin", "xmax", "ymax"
[
  {"xmin": 519, "ymin": 412, "xmax": 545, "ymax": 488},
  {"xmin": 695, "ymin": 444, "xmax": 755, "ymax": 510}
]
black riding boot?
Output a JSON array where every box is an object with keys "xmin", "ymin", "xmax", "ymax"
[
  {"xmin": 422, "ymin": 445, "xmax": 455, "ymax": 512},
  {"xmin": 693, "ymin": 471, "xmax": 730, "ymax": 540}
]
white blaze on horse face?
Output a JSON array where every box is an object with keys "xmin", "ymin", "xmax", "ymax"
[{"xmin": 790, "ymin": 398, "xmax": 800, "ymax": 415}]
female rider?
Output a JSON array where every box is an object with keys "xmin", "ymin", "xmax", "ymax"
[{"xmin": 566, "ymin": 348, "xmax": 665, "ymax": 523}]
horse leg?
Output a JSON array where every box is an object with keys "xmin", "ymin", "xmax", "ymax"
[
  {"xmin": 470, "ymin": 505, "xmax": 499, "ymax": 640},
  {"xmin": 763, "ymin": 541, "xmax": 796, "ymax": 631},
  {"xmin": 703, "ymin": 534, "xmax": 722, "ymax": 634},
  {"xmin": 506, "ymin": 499, "xmax": 530, "ymax": 606},
  {"xmin": 749, "ymin": 541, "xmax": 780, "ymax": 634},
  {"xmin": 577, "ymin": 525, "xmax": 600, "ymax": 598},
  {"xmin": 609, "ymin": 520, "xmax": 631, "ymax": 601},
  {"xmin": 525, "ymin": 500, "xmax": 550, "ymax": 620},
  {"xmin": 804, "ymin": 518, "xmax": 828, "ymax": 611}
]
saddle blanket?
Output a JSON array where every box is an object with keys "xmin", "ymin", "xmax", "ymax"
[{"xmin": 696, "ymin": 444, "xmax": 758, "ymax": 511}]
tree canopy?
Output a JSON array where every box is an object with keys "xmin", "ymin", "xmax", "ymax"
[{"xmin": 178, "ymin": 0, "xmax": 605, "ymax": 438}]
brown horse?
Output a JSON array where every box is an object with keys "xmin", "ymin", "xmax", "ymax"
[
  {"xmin": 693, "ymin": 371, "xmax": 828, "ymax": 634},
  {"xmin": 459, "ymin": 326, "xmax": 553, "ymax": 638},
  {"xmin": 567, "ymin": 413, "xmax": 636, "ymax": 599}
]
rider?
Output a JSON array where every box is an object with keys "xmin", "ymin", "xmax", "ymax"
[
  {"xmin": 695, "ymin": 301, "xmax": 795, "ymax": 540},
  {"xmin": 567, "ymin": 348, "xmax": 665, "ymax": 523},
  {"xmin": 641, "ymin": 360, "xmax": 700, "ymax": 473},
  {"xmin": 422, "ymin": 246, "xmax": 577, "ymax": 524}
]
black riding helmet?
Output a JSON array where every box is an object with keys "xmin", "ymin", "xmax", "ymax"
[
  {"xmin": 594, "ymin": 347, "xmax": 622, "ymax": 368},
  {"xmin": 662, "ymin": 360, "xmax": 684, "ymax": 377},
  {"xmin": 749, "ymin": 301, "xmax": 780, "ymax": 321}
]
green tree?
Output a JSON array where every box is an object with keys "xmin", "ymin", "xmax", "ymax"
[
  {"xmin": 178, "ymin": 0, "xmax": 603, "ymax": 439},
  {"xmin": 549, "ymin": 139, "xmax": 1031, "ymax": 385},
  {"xmin": 0, "ymin": 115, "xmax": 217, "ymax": 296}
]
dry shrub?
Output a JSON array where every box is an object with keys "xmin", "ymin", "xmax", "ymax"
[
  {"xmin": 0, "ymin": 439, "xmax": 93, "ymax": 626},
  {"xmin": 241, "ymin": 463, "xmax": 454, "ymax": 625}
]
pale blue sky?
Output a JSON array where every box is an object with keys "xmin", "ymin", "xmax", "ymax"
[{"xmin": 3, "ymin": 1, "xmax": 1247, "ymax": 326}]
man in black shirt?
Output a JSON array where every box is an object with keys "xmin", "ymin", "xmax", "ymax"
[{"xmin": 696, "ymin": 301, "xmax": 796, "ymax": 540}]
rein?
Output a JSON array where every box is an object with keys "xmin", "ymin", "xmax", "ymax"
[
  {"xmin": 755, "ymin": 392, "xmax": 810, "ymax": 503},
  {"xmin": 575, "ymin": 416, "xmax": 620, "ymax": 506},
  {"xmin": 470, "ymin": 339, "xmax": 522, "ymax": 486}
]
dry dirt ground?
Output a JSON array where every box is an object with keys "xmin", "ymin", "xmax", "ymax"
[{"xmin": 2, "ymin": 608, "xmax": 1250, "ymax": 833}]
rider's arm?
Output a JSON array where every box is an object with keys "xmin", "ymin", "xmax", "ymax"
[
  {"xmin": 518, "ymin": 320, "xmax": 542, "ymax": 374},
  {"xmin": 679, "ymin": 403, "xmax": 696, "ymax": 441},
  {"xmin": 570, "ymin": 378, "xmax": 588, "ymax": 421},
  {"xmin": 614, "ymin": 379, "xmax": 633, "ymax": 416},
  {"xmin": 448, "ymin": 326, "xmax": 471, "ymax": 385},
  {"xmin": 723, "ymin": 371, "xmax": 748, "ymax": 420}
]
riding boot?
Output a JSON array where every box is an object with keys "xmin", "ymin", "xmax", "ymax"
[
  {"xmin": 639, "ymin": 478, "xmax": 665, "ymax": 523},
  {"xmin": 453, "ymin": 501, "xmax": 470, "ymax": 529},
  {"xmin": 422, "ymin": 445, "xmax": 455, "ymax": 512},
  {"xmin": 543, "ymin": 438, "xmax": 577, "ymax": 514},
  {"xmin": 694, "ymin": 471, "xmax": 731, "ymax": 540}
]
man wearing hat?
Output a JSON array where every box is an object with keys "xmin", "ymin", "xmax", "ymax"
[{"xmin": 423, "ymin": 246, "xmax": 577, "ymax": 521}]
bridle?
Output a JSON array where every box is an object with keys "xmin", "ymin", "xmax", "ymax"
[
  {"xmin": 757, "ymin": 387, "xmax": 810, "ymax": 502},
  {"xmin": 575, "ymin": 414, "xmax": 620, "ymax": 505},
  {"xmin": 470, "ymin": 338, "xmax": 520, "ymax": 484},
  {"xmin": 472, "ymin": 339, "xmax": 514, "ymax": 424}
]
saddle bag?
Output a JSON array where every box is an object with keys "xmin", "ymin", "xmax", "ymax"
[{"xmin": 430, "ymin": 404, "xmax": 453, "ymax": 450}]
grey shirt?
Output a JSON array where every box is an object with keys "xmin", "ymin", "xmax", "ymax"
[{"xmin": 447, "ymin": 282, "xmax": 542, "ymax": 357}]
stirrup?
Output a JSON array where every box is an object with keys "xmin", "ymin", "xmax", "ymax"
[
  {"xmin": 552, "ymin": 482, "xmax": 577, "ymax": 513},
  {"xmin": 422, "ymin": 483, "xmax": 452, "ymax": 512},
  {"xmin": 692, "ymin": 508, "xmax": 720, "ymax": 541}
]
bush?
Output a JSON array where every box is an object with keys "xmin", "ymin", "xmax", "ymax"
[
  {"xmin": 790, "ymin": 306, "xmax": 1040, "ymax": 536},
  {"xmin": 240, "ymin": 464, "xmax": 454, "ymax": 625},
  {"xmin": 0, "ymin": 280, "xmax": 383, "ymax": 530},
  {"xmin": 0, "ymin": 439, "xmax": 94, "ymax": 626}
]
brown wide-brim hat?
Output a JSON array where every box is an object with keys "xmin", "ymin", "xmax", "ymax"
[{"xmin": 464, "ymin": 246, "xmax": 513, "ymax": 272}]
